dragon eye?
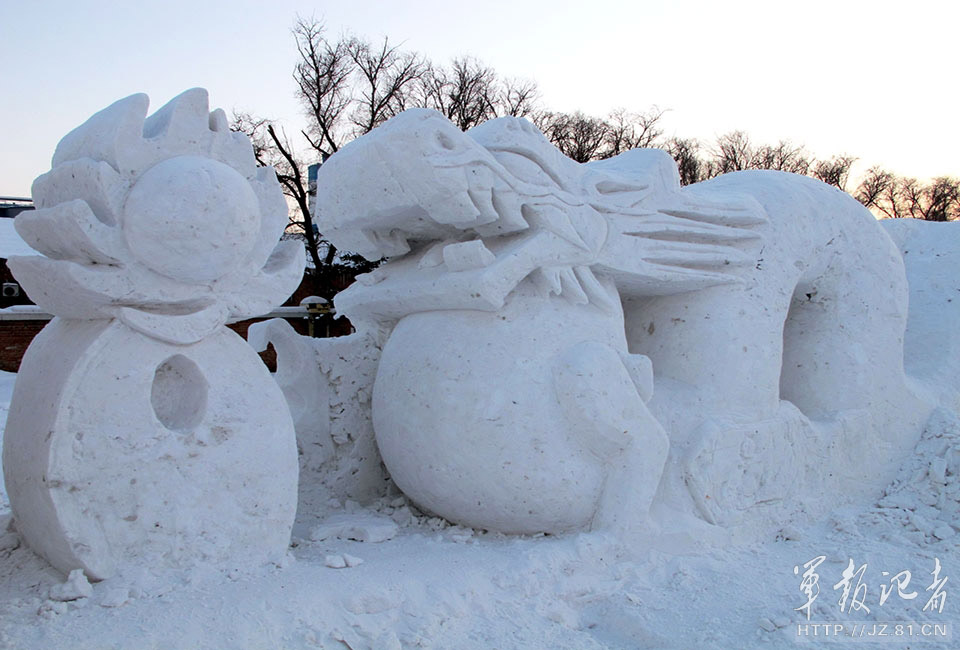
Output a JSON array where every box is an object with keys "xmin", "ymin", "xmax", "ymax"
[{"xmin": 436, "ymin": 131, "xmax": 457, "ymax": 151}]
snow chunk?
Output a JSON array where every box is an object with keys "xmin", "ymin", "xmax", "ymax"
[
  {"xmin": 49, "ymin": 569, "xmax": 93, "ymax": 602},
  {"xmin": 343, "ymin": 553, "xmax": 364, "ymax": 567},
  {"xmin": 310, "ymin": 513, "xmax": 398, "ymax": 543},
  {"xmin": 932, "ymin": 524, "xmax": 955, "ymax": 540},
  {"xmin": 324, "ymin": 555, "xmax": 347, "ymax": 569},
  {"xmin": 98, "ymin": 588, "xmax": 131, "ymax": 608}
]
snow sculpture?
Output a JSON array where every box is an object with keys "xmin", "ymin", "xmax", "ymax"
[
  {"xmin": 314, "ymin": 109, "xmax": 937, "ymax": 537},
  {"xmin": 248, "ymin": 319, "xmax": 386, "ymax": 525},
  {"xmin": 2, "ymin": 89, "xmax": 304, "ymax": 579},
  {"xmin": 881, "ymin": 219, "xmax": 960, "ymax": 411}
]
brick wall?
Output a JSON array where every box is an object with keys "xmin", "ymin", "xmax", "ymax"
[
  {"xmin": 0, "ymin": 312, "xmax": 343, "ymax": 373},
  {"xmin": 0, "ymin": 319, "xmax": 47, "ymax": 372}
]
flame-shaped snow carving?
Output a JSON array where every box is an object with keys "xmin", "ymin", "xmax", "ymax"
[{"xmin": 10, "ymin": 88, "xmax": 304, "ymax": 344}]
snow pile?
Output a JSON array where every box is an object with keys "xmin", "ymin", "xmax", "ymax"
[
  {"xmin": 0, "ymin": 445, "xmax": 958, "ymax": 647},
  {"xmin": 1, "ymin": 451, "xmax": 955, "ymax": 648},
  {"xmin": 248, "ymin": 320, "xmax": 388, "ymax": 534},
  {"xmin": 861, "ymin": 407, "xmax": 960, "ymax": 545}
]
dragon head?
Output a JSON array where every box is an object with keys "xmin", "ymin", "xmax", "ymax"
[
  {"xmin": 315, "ymin": 109, "xmax": 765, "ymax": 324},
  {"xmin": 316, "ymin": 109, "xmax": 529, "ymax": 259}
]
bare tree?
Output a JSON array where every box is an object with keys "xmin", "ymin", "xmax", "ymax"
[
  {"xmin": 602, "ymin": 107, "xmax": 665, "ymax": 158},
  {"xmin": 231, "ymin": 112, "xmax": 329, "ymax": 274},
  {"xmin": 537, "ymin": 111, "xmax": 609, "ymax": 163},
  {"xmin": 234, "ymin": 17, "xmax": 438, "ymax": 294},
  {"xmin": 347, "ymin": 37, "xmax": 426, "ymax": 135},
  {"xmin": 418, "ymin": 57, "xmax": 501, "ymax": 130},
  {"xmin": 812, "ymin": 155, "xmax": 857, "ymax": 191},
  {"xmin": 751, "ymin": 141, "xmax": 811, "ymax": 175},
  {"xmin": 500, "ymin": 78, "xmax": 540, "ymax": 118},
  {"xmin": 664, "ymin": 137, "xmax": 706, "ymax": 186},
  {"xmin": 854, "ymin": 166, "xmax": 894, "ymax": 211},
  {"xmin": 882, "ymin": 177, "xmax": 910, "ymax": 218},
  {"xmin": 853, "ymin": 167, "xmax": 959, "ymax": 221},
  {"xmin": 292, "ymin": 17, "xmax": 353, "ymax": 160},
  {"xmin": 534, "ymin": 108, "xmax": 667, "ymax": 163},
  {"xmin": 711, "ymin": 131, "xmax": 754, "ymax": 173},
  {"xmin": 922, "ymin": 177, "xmax": 960, "ymax": 221},
  {"xmin": 896, "ymin": 176, "xmax": 960, "ymax": 221}
]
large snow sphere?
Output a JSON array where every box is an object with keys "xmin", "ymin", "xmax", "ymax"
[{"xmin": 123, "ymin": 155, "xmax": 261, "ymax": 283}]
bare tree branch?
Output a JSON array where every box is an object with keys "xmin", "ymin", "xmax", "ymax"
[
  {"xmin": 417, "ymin": 57, "xmax": 500, "ymax": 130},
  {"xmin": 537, "ymin": 111, "xmax": 609, "ymax": 163},
  {"xmin": 711, "ymin": 131, "xmax": 754, "ymax": 173},
  {"xmin": 603, "ymin": 107, "xmax": 666, "ymax": 157},
  {"xmin": 812, "ymin": 155, "xmax": 857, "ymax": 191},
  {"xmin": 347, "ymin": 36, "xmax": 426, "ymax": 135},
  {"xmin": 500, "ymin": 78, "xmax": 540, "ymax": 118},
  {"xmin": 854, "ymin": 166, "xmax": 893, "ymax": 211},
  {"xmin": 664, "ymin": 137, "xmax": 705, "ymax": 186},
  {"xmin": 292, "ymin": 16, "xmax": 353, "ymax": 158}
]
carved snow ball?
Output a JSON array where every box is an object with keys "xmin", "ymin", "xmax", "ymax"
[{"xmin": 124, "ymin": 156, "xmax": 261, "ymax": 283}]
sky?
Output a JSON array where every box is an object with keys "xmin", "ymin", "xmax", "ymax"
[{"xmin": 1, "ymin": 0, "xmax": 957, "ymax": 198}]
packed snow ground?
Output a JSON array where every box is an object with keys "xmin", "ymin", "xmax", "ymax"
[{"xmin": 0, "ymin": 369, "xmax": 957, "ymax": 648}]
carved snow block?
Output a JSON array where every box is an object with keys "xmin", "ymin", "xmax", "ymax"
[{"xmin": 2, "ymin": 89, "xmax": 304, "ymax": 579}]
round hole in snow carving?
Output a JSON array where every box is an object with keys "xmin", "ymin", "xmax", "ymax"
[{"xmin": 151, "ymin": 355, "xmax": 208, "ymax": 431}]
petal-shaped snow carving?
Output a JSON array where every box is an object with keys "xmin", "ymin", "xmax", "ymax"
[
  {"xmin": 31, "ymin": 159, "xmax": 125, "ymax": 225},
  {"xmin": 217, "ymin": 239, "xmax": 305, "ymax": 320},
  {"xmin": 52, "ymin": 93, "xmax": 149, "ymax": 172},
  {"xmin": 15, "ymin": 199, "xmax": 125, "ymax": 264},
  {"xmin": 12, "ymin": 89, "xmax": 304, "ymax": 334}
]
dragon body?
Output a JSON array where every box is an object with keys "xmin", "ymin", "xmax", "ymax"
[{"xmin": 315, "ymin": 109, "xmax": 933, "ymax": 536}]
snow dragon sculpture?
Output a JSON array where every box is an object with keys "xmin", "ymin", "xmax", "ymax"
[{"xmin": 313, "ymin": 109, "xmax": 935, "ymax": 537}]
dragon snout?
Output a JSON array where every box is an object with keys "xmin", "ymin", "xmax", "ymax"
[{"xmin": 315, "ymin": 111, "xmax": 523, "ymax": 260}]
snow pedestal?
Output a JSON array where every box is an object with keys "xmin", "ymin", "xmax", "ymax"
[{"xmin": 1, "ymin": 89, "xmax": 304, "ymax": 579}]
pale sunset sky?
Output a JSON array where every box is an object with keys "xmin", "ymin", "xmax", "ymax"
[{"xmin": 1, "ymin": 0, "xmax": 956, "ymax": 197}]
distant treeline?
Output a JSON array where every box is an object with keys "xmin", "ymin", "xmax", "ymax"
[{"xmin": 233, "ymin": 17, "xmax": 958, "ymax": 291}]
